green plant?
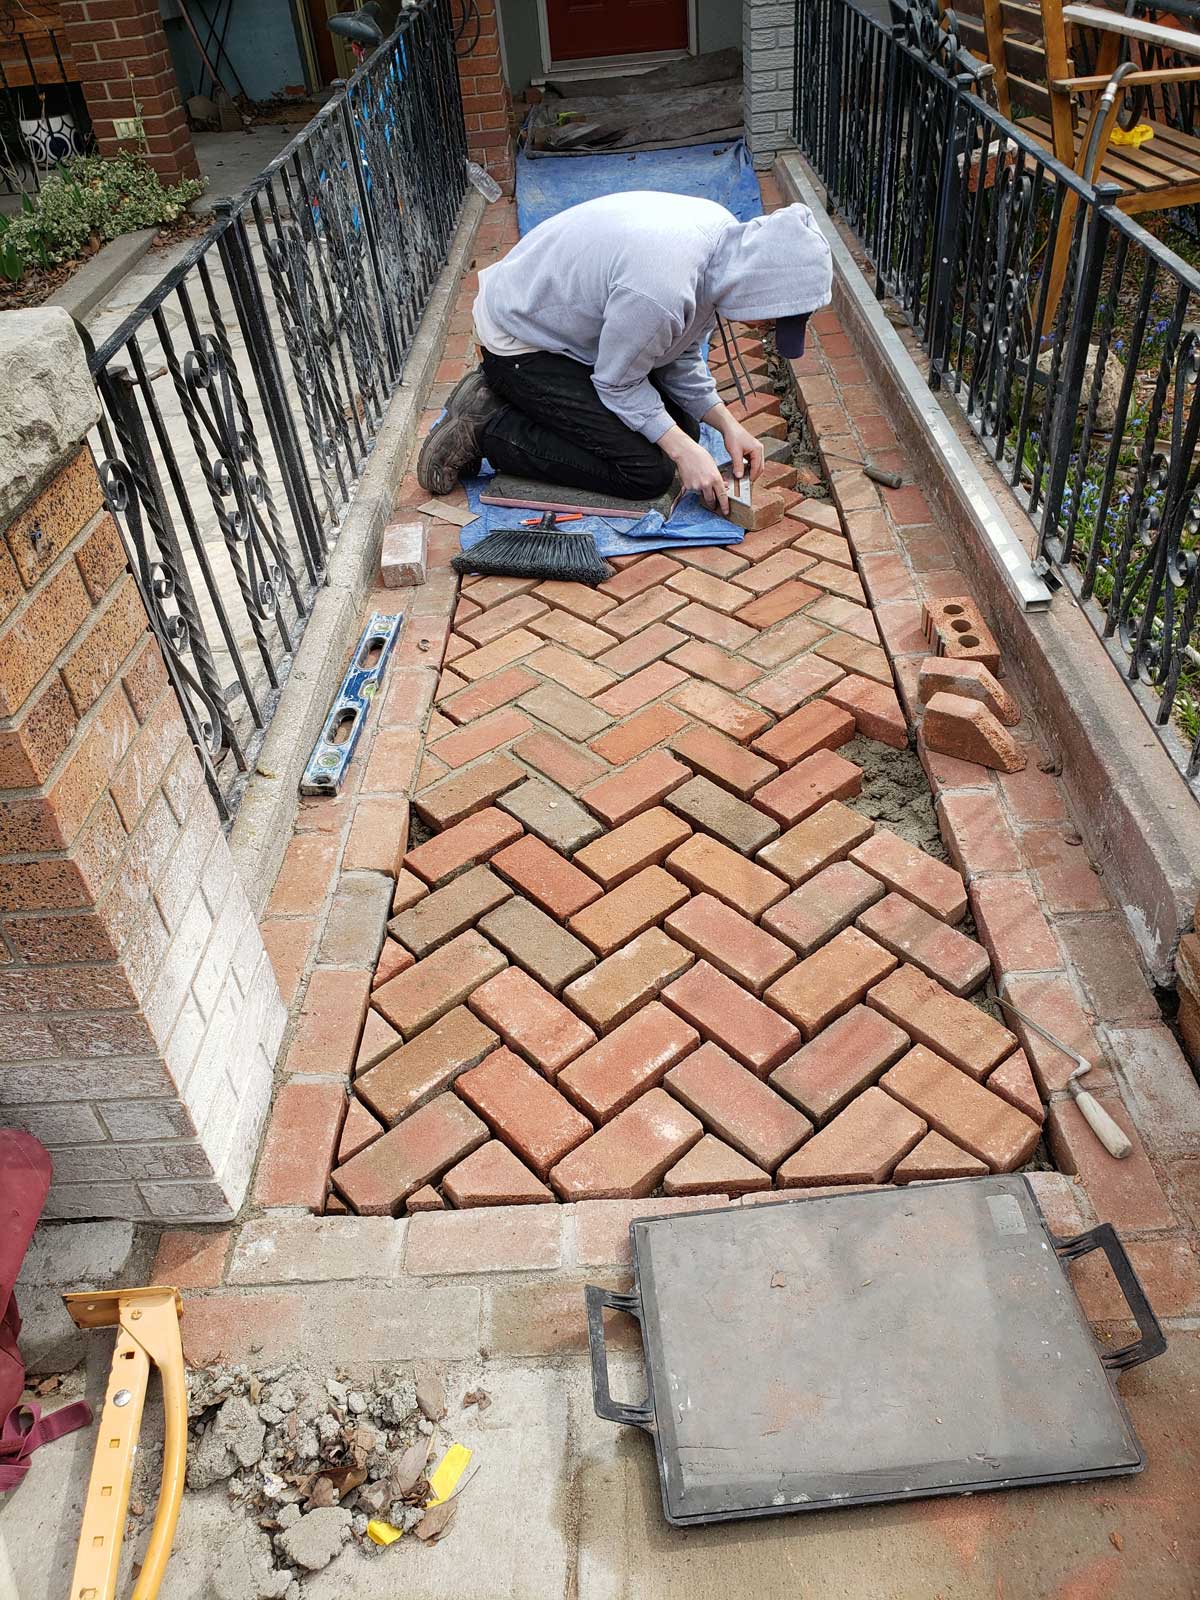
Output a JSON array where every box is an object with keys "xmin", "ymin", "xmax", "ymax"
[
  {"xmin": 0, "ymin": 214, "xmax": 24, "ymax": 283},
  {"xmin": 3, "ymin": 152, "xmax": 205, "ymax": 274}
]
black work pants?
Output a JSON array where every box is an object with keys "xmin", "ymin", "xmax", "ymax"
[{"xmin": 478, "ymin": 347, "xmax": 701, "ymax": 500}]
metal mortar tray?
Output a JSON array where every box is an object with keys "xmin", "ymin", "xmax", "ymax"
[{"xmin": 586, "ymin": 1175, "xmax": 1164, "ymax": 1526}]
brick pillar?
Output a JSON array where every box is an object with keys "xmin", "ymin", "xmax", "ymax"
[
  {"xmin": 0, "ymin": 309, "xmax": 284, "ymax": 1222},
  {"xmin": 744, "ymin": 0, "xmax": 797, "ymax": 171},
  {"xmin": 456, "ymin": 0, "xmax": 515, "ymax": 196},
  {"xmin": 60, "ymin": 0, "xmax": 200, "ymax": 185}
]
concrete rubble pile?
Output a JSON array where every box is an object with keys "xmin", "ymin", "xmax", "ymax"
[{"xmin": 176, "ymin": 1362, "xmax": 458, "ymax": 1595}]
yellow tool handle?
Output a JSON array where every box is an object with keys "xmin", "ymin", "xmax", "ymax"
[
  {"xmin": 131, "ymin": 1329, "xmax": 187, "ymax": 1600},
  {"xmin": 69, "ymin": 1332, "xmax": 148, "ymax": 1600}
]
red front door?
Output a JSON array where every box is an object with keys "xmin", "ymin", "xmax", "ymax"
[{"xmin": 545, "ymin": 0, "xmax": 690, "ymax": 63}]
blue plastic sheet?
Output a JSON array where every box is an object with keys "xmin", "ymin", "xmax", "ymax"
[
  {"xmin": 458, "ymin": 425, "xmax": 744, "ymax": 559},
  {"xmin": 515, "ymin": 137, "xmax": 763, "ymax": 234}
]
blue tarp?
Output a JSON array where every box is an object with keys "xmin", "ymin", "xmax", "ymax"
[
  {"xmin": 515, "ymin": 137, "xmax": 763, "ymax": 234},
  {"xmin": 453, "ymin": 137, "xmax": 766, "ymax": 558},
  {"xmin": 459, "ymin": 425, "xmax": 742, "ymax": 561}
]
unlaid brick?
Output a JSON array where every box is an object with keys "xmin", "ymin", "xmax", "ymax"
[
  {"xmin": 892, "ymin": 1131, "xmax": 987, "ymax": 1183},
  {"xmin": 403, "ymin": 807, "xmax": 523, "ymax": 888},
  {"xmin": 662, "ymin": 1135, "xmax": 770, "ymax": 1195},
  {"xmin": 469, "ymin": 965, "xmax": 597, "ymax": 1076},
  {"xmin": 389, "ymin": 864, "xmax": 511, "ymax": 957},
  {"xmin": 356, "ymin": 1005, "xmax": 499, "ymax": 1125},
  {"xmin": 857, "ymin": 893, "xmax": 990, "ymax": 996},
  {"xmin": 665, "ymin": 774, "xmax": 779, "ymax": 856},
  {"xmin": 825, "ymin": 674, "xmax": 907, "ymax": 749},
  {"xmin": 441, "ymin": 1142, "xmax": 553, "ymax": 1207},
  {"xmin": 665, "ymin": 892, "xmax": 795, "ymax": 994},
  {"xmin": 568, "ymin": 865, "xmax": 689, "ymax": 956},
  {"xmin": 477, "ymin": 894, "xmax": 595, "ymax": 992},
  {"xmin": 662, "ymin": 959, "xmax": 801, "ymax": 1076},
  {"xmin": 923, "ymin": 596, "xmax": 1001, "ymax": 671},
  {"xmin": 758, "ymin": 800, "xmax": 874, "ymax": 886},
  {"xmin": 557, "ymin": 1002, "xmax": 699, "ymax": 1122},
  {"xmin": 770, "ymin": 1003, "xmax": 910, "ymax": 1123},
  {"xmin": 549, "ymin": 1088, "xmax": 702, "ymax": 1200},
  {"xmin": 574, "ymin": 806, "xmax": 691, "ymax": 888},
  {"xmin": 881, "ymin": 1046, "xmax": 1040, "ymax": 1171},
  {"xmin": 777, "ymin": 1087, "xmax": 926, "ymax": 1186},
  {"xmin": 917, "ymin": 657, "xmax": 1020, "ymax": 726},
  {"xmin": 665, "ymin": 1042, "xmax": 811, "ymax": 1170},
  {"xmin": 665, "ymin": 832, "xmax": 787, "ymax": 917},
  {"xmin": 580, "ymin": 748, "xmax": 690, "ymax": 826},
  {"xmin": 564, "ymin": 927, "xmax": 694, "ymax": 1033},
  {"xmin": 414, "ymin": 753, "xmax": 525, "ymax": 831},
  {"xmin": 766, "ymin": 926, "xmax": 897, "ymax": 1039},
  {"xmin": 373, "ymin": 928, "xmax": 507, "ymax": 1038},
  {"xmin": 455, "ymin": 1046, "xmax": 592, "ymax": 1176},
  {"xmin": 752, "ymin": 699, "xmax": 855, "ymax": 768},
  {"xmin": 332, "ymin": 1092, "xmax": 488, "ymax": 1214},
  {"xmin": 849, "ymin": 827, "xmax": 968, "ymax": 923},
  {"xmin": 669, "ymin": 723, "xmax": 776, "ymax": 799},
  {"xmin": 490, "ymin": 833, "xmax": 603, "ymax": 918},
  {"xmin": 922, "ymin": 692, "xmax": 1025, "ymax": 773},
  {"xmin": 754, "ymin": 748, "xmax": 862, "ymax": 827},
  {"xmin": 868, "ymin": 964, "xmax": 1017, "ymax": 1079}
]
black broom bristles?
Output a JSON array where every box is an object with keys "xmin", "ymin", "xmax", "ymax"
[{"xmin": 452, "ymin": 525, "xmax": 613, "ymax": 586}]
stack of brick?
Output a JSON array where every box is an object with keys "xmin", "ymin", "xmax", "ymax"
[{"xmin": 0, "ymin": 310, "xmax": 283, "ymax": 1220}]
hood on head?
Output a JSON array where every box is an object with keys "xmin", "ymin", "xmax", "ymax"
[{"xmin": 705, "ymin": 203, "xmax": 833, "ymax": 321}]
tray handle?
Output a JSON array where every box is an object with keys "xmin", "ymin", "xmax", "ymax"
[
  {"xmin": 585, "ymin": 1286, "xmax": 655, "ymax": 1432},
  {"xmin": 1053, "ymin": 1223, "xmax": 1167, "ymax": 1372}
]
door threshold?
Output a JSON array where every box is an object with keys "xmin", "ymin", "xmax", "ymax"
[{"xmin": 536, "ymin": 48, "xmax": 691, "ymax": 82}]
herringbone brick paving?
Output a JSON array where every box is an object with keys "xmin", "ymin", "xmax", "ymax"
[{"xmin": 322, "ymin": 334, "xmax": 1045, "ymax": 1213}]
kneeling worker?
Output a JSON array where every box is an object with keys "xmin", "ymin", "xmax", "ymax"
[{"xmin": 417, "ymin": 191, "xmax": 833, "ymax": 517}]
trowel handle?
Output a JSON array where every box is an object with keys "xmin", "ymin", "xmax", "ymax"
[{"xmin": 1073, "ymin": 1088, "xmax": 1133, "ymax": 1159}]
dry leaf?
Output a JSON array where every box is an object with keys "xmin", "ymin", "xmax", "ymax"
[
  {"xmin": 306, "ymin": 1477, "xmax": 339, "ymax": 1510},
  {"xmin": 1110, "ymin": 1532, "xmax": 1124, "ymax": 1552},
  {"xmin": 416, "ymin": 1372, "xmax": 447, "ymax": 1423},
  {"xmin": 770, "ymin": 1272, "xmax": 786, "ymax": 1288},
  {"xmin": 461, "ymin": 1389, "xmax": 491, "ymax": 1411},
  {"xmin": 35, "ymin": 1376, "xmax": 61, "ymax": 1395},
  {"xmin": 414, "ymin": 1499, "xmax": 456, "ymax": 1543},
  {"xmin": 249, "ymin": 1377, "xmax": 262, "ymax": 1404},
  {"xmin": 326, "ymin": 1465, "xmax": 367, "ymax": 1495},
  {"xmin": 390, "ymin": 1436, "xmax": 432, "ymax": 1497}
]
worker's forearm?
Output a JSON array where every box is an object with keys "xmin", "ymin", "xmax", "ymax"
[
  {"xmin": 658, "ymin": 424, "xmax": 701, "ymax": 464},
  {"xmin": 701, "ymin": 401, "xmax": 735, "ymax": 432}
]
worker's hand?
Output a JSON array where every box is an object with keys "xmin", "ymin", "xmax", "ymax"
[
  {"xmin": 721, "ymin": 420, "xmax": 765, "ymax": 483},
  {"xmin": 662, "ymin": 429, "xmax": 729, "ymax": 515}
]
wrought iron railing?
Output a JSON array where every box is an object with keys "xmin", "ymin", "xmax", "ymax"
[
  {"xmin": 90, "ymin": 0, "xmax": 467, "ymax": 820},
  {"xmin": 0, "ymin": 15, "xmax": 92, "ymax": 196},
  {"xmin": 793, "ymin": 0, "xmax": 1200, "ymax": 784}
]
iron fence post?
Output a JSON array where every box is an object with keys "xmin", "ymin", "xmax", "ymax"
[
  {"xmin": 1039, "ymin": 183, "xmax": 1121, "ymax": 562},
  {"xmin": 214, "ymin": 200, "xmax": 329, "ymax": 586},
  {"xmin": 928, "ymin": 76, "xmax": 971, "ymax": 390}
]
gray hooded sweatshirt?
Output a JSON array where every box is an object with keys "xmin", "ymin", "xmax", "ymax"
[{"xmin": 473, "ymin": 191, "xmax": 832, "ymax": 443}]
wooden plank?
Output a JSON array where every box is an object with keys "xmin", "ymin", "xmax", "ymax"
[{"xmin": 1063, "ymin": 3, "xmax": 1200, "ymax": 57}]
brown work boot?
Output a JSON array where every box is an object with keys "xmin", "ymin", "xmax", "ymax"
[{"xmin": 416, "ymin": 368, "xmax": 504, "ymax": 495}]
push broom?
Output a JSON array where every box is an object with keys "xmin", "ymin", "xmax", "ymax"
[{"xmin": 452, "ymin": 511, "xmax": 613, "ymax": 587}]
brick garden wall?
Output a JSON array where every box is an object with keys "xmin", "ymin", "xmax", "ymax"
[{"xmin": 0, "ymin": 309, "xmax": 282, "ymax": 1220}]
